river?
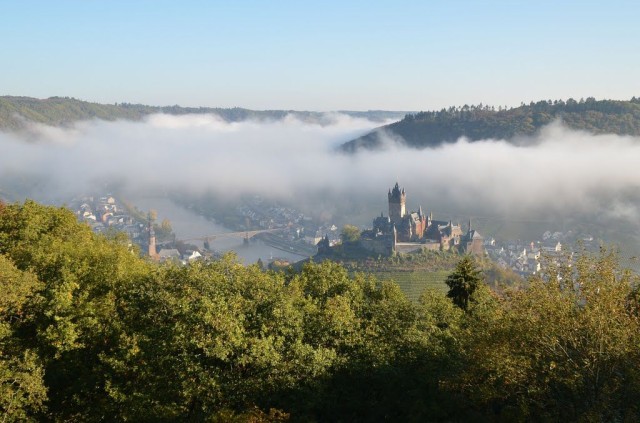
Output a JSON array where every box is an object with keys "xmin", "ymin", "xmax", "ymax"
[{"xmin": 131, "ymin": 196, "xmax": 304, "ymax": 264}]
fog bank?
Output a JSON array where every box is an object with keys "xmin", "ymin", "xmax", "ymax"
[{"xmin": 2, "ymin": 115, "xmax": 640, "ymax": 224}]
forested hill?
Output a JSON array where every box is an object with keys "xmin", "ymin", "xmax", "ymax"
[
  {"xmin": 0, "ymin": 96, "xmax": 406, "ymax": 130},
  {"xmin": 340, "ymin": 97, "xmax": 640, "ymax": 152}
]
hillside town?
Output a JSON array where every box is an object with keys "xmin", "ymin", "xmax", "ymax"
[
  {"xmin": 485, "ymin": 230, "xmax": 598, "ymax": 277},
  {"xmin": 70, "ymin": 195, "xmax": 207, "ymax": 264},
  {"xmin": 70, "ymin": 194, "xmax": 324, "ymax": 266},
  {"xmin": 70, "ymin": 188, "xmax": 597, "ymax": 278},
  {"xmin": 72, "ymin": 195, "xmax": 141, "ymax": 241}
]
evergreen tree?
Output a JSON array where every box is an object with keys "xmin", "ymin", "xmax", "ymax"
[{"xmin": 445, "ymin": 256, "xmax": 482, "ymax": 311}]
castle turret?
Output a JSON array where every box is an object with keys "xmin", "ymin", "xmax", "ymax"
[{"xmin": 388, "ymin": 182, "xmax": 406, "ymax": 225}]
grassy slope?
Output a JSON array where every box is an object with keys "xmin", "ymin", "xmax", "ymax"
[
  {"xmin": 317, "ymin": 245, "xmax": 466, "ymax": 301},
  {"xmin": 373, "ymin": 269, "xmax": 450, "ymax": 301},
  {"xmin": 315, "ymin": 243, "xmax": 525, "ymax": 301}
]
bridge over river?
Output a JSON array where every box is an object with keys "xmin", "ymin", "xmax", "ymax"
[
  {"xmin": 133, "ymin": 196, "xmax": 315, "ymax": 263},
  {"xmin": 174, "ymin": 227, "xmax": 284, "ymax": 243}
]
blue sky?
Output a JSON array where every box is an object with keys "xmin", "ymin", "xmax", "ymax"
[{"xmin": 2, "ymin": 0, "xmax": 639, "ymax": 110}]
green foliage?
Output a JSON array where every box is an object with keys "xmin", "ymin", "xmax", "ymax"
[
  {"xmin": 154, "ymin": 218, "xmax": 174, "ymax": 242},
  {"xmin": 0, "ymin": 200, "xmax": 150, "ymax": 420},
  {"xmin": 482, "ymin": 259, "xmax": 525, "ymax": 289},
  {"xmin": 0, "ymin": 255, "xmax": 47, "ymax": 421},
  {"xmin": 339, "ymin": 224, "xmax": 360, "ymax": 244},
  {"xmin": 334, "ymin": 250, "xmax": 464, "ymax": 301},
  {"xmin": 456, "ymin": 248, "xmax": 640, "ymax": 420},
  {"xmin": 342, "ymin": 97, "xmax": 640, "ymax": 151},
  {"xmin": 446, "ymin": 256, "xmax": 483, "ymax": 311},
  {"xmin": 105, "ymin": 257, "xmax": 330, "ymax": 419},
  {"xmin": 1, "ymin": 200, "xmax": 639, "ymax": 421},
  {"xmin": 0, "ymin": 201, "xmax": 454, "ymax": 419},
  {"xmin": 373, "ymin": 269, "xmax": 450, "ymax": 301}
]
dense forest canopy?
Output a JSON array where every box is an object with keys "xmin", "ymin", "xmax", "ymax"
[
  {"xmin": 0, "ymin": 96, "xmax": 406, "ymax": 130},
  {"xmin": 1, "ymin": 200, "xmax": 640, "ymax": 421},
  {"xmin": 341, "ymin": 97, "xmax": 640, "ymax": 151}
]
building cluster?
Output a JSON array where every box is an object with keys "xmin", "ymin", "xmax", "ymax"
[
  {"xmin": 360, "ymin": 183, "xmax": 484, "ymax": 256},
  {"xmin": 305, "ymin": 224, "xmax": 341, "ymax": 247},
  {"xmin": 485, "ymin": 240, "xmax": 555, "ymax": 275},
  {"xmin": 73, "ymin": 195, "xmax": 142, "ymax": 242},
  {"xmin": 150, "ymin": 245, "xmax": 203, "ymax": 264},
  {"xmin": 236, "ymin": 196, "xmax": 339, "ymax": 253},
  {"xmin": 484, "ymin": 229, "xmax": 592, "ymax": 276},
  {"xmin": 236, "ymin": 196, "xmax": 306, "ymax": 230},
  {"xmin": 73, "ymin": 195, "xmax": 204, "ymax": 264}
]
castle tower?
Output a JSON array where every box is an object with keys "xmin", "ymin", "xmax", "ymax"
[{"xmin": 388, "ymin": 182, "xmax": 406, "ymax": 225}]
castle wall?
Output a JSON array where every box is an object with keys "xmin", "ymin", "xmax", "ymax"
[
  {"xmin": 421, "ymin": 241, "xmax": 440, "ymax": 251},
  {"xmin": 360, "ymin": 237, "xmax": 393, "ymax": 255},
  {"xmin": 395, "ymin": 242, "xmax": 427, "ymax": 254}
]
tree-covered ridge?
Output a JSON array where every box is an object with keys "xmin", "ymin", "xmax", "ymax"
[
  {"xmin": 1, "ymin": 200, "xmax": 640, "ymax": 421},
  {"xmin": 0, "ymin": 96, "xmax": 406, "ymax": 130},
  {"xmin": 341, "ymin": 97, "xmax": 640, "ymax": 151}
]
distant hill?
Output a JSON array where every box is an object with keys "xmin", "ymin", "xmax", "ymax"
[
  {"xmin": 340, "ymin": 97, "xmax": 640, "ymax": 152},
  {"xmin": 0, "ymin": 96, "xmax": 407, "ymax": 130}
]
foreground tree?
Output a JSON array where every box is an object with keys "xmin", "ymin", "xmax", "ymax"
[
  {"xmin": 3, "ymin": 200, "xmax": 640, "ymax": 421},
  {"xmin": 0, "ymin": 255, "xmax": 47, "ymax": 421},
  {"xmin": 457, "ymin": 248, "xmax": 640, "ymax": 421},
  {"xmin": 0, "ymin": 200, "xmax": 150, "ymax": 420},
  {"xmin": 445, "ymin": 256, "xmax": 483, "ymax": 311}
]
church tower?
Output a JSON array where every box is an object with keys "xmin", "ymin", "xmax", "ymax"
[
  {"xmin": 388, "ymin": 182, "xmax": 406, "ymax": 225},
  {"xmin": 147, "ymin": 213, "xmax": 158, "ymax": 259}
]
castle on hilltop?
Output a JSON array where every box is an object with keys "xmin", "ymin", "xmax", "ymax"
[{"xmin": 360, "ymin": 182, "xmax": 484, "ymax": 256}]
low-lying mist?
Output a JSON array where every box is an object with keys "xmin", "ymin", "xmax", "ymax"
[{"xmin": 2, "ymin": 114, "xmax": 640, "ymax": 234}]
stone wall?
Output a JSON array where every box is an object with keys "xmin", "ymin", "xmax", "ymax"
[{"xmin": 360, "ymin": 237, "xmax": 392, "ymax": 255}]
